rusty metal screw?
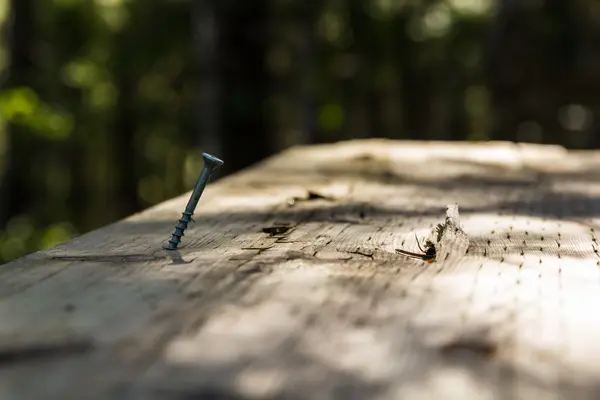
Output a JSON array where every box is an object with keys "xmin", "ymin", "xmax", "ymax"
[{"xmin": 166, "ymin": 153, "xmax": 224, "ymax": 250}]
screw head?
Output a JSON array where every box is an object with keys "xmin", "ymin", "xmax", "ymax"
[{"xmin": 202, "ymin": 153, "xmax": 224, "ymax": 168}]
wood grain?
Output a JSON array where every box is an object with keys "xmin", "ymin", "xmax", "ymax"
[{"xmin": 2, "ymin": 139, "xmax": 600, "ymax": 399}]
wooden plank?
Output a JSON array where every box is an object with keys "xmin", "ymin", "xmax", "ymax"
[{"xmin": 2, "ymin": 139, "xmax": 600, "ymax": 399}]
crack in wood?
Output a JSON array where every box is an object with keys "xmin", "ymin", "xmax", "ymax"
[
  {"xmin": 0, "ymin": 337, "xmax": 95, "ymax": 366},
  {"xmin": 345, "ymin": 249, "xmax": 375, "ymax": 260},
  {"xmin": 51, "ymin": 254, "xmax": 165, "ymax": 263}
]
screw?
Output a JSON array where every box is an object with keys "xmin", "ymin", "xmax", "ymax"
[{"xmin": 166, "ymin": 153, "xmax": 224, "ymax": 250}]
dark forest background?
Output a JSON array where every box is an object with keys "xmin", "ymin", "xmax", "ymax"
[{"xmin": 0, "ymin": 0, "xmax": 599, "ymax": 264}]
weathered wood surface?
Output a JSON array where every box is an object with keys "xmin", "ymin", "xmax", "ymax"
[{"xmin": 2, "ymin": 139, "xmax": 600, "ymax": 399}]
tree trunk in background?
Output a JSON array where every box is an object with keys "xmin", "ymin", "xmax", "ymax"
[
  {"xmin": 567, "ymin": 0, "xmax": 599, "ymax": 149},
  {"xmin": 0, "ymin": 0, "xmax": 35, "ymax": 226},
  {"xmin": 216, "ymin": 0, "xmax": 271, "ymax": 174},
  {"xmin": 297, "ymin": 5, "xmax": 319, "ymax": 145},
  {"xmin": 113, "ymin": 19, "xmax": 140, "ymax": 218},
  {"xmin": 485, "ymin": 0, "xmax": 522, "ymax": 142},
  {"xmin": 193, "ymin": 0, "xmax": 222, "ymax": 157},
  {"xmin": 344, "ymin": 0, "xmax": 374, "ymax": 139},
  {"xmin": 268, "ymin": 1, "xmax": 320, "ymax": 147},
  {"xmin": 486, "ymin": 0, "xmax": 578, "ymax": 145},
  {"xmin": 113, "ymin": 78, "xmax": 139, "ymax": 218}
]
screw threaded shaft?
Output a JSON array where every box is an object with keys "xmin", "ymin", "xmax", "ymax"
[
  {"xmin": 166, "ymin": 153, "xmax": 223, "ymax": 251},
  {"xmin": 167, "ymin": 211, "xmax": 194, "ymax": 249}
]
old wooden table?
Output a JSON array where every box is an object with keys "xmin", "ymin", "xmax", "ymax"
[{"xmin": 2, "ymin": 140, "xmax": 600, "ymax": 399}]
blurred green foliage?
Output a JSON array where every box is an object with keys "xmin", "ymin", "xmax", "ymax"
[
  {"xmin": 1, "ymin": 0, "xmax": 599, "ymax": 263},
  {"xmin": 0, "ymin": 87, "xmax": 74, "ymax": 139}
]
